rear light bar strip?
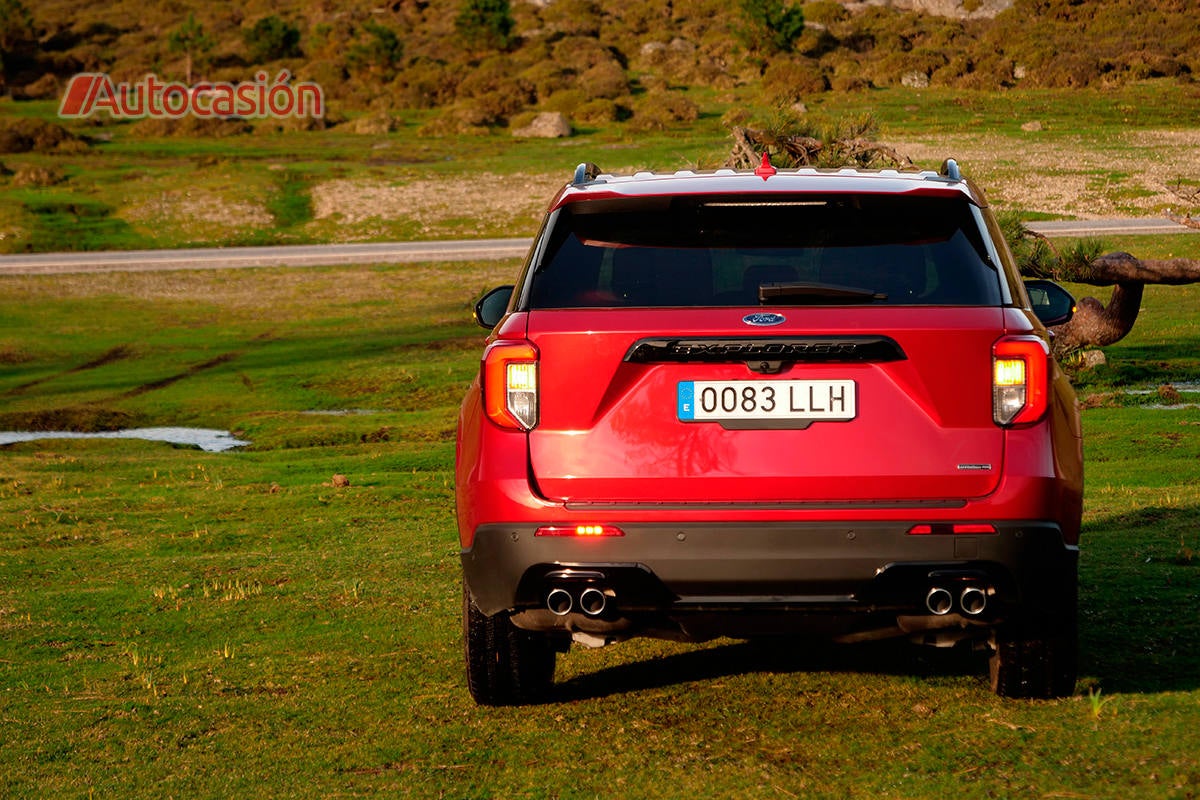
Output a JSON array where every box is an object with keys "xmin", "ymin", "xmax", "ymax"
[
  {"xmin": 535, "ymin": 525, "xmax": 625, "ymax": 537},
  {"xmin": 908, "ymin": 523, "xmax": 998, "ymax": 535}
]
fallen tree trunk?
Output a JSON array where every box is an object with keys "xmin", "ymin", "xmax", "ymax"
[
  {"xmin": 1043, "ymin": 251, "xmax": 1200, "ymax": 356},
  {"xmin": 1048, "ymin": 282, "xmax": 1144, "ymax": 355},
  {"xmin": 725, "ymin": 126, "xmax": 912, "ymax": 170}
]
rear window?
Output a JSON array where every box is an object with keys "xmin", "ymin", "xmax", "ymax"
[{"xmin": 527, "ymin": 194, "xmax": 1003, "ymax": 308}]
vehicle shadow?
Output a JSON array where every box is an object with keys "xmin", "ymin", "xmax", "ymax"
[
  {"xmin": 551, "ymin": 637, "xmax": 986, "ymax": 703},
  {"xmin": 550, "ymin": 501, "xmax": 1200, "ymax": 702},
  {"xmin": 1077, "ymin": 505, "xmax": 1200, "ymax": 695}
]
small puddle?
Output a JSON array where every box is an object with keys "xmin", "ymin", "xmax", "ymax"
[{"xmin": 0, "ymin": 427, "xmax": 250, "ymax": 452}]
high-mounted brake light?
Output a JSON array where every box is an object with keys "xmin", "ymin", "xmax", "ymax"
[
  {"xmin": 535, "ymin": 525, "xmax": 625, "ymax": 537},
  {"xmin": 483, "ymin": 341, "xmax": 538, "ymax": 430},
  {"xmin": 993, "ymin": 336, "xmax": 1049, "ymax": 426}
]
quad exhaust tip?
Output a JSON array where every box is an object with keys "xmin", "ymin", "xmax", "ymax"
[
  {"xmin": 960, "ymin": 585, "xmax": 988, "ymax": 616},
  {"xmin": 925, "ymin": 584, "xmax": 989, "ymax": 616},
  {"xmin": 925, "ymin": 587, "xmax": 954, "ymax": 616},
  {"xmin": 546, "ymin": 588, "xmax": 573, "ymax": 616},
  {"xmin": 546, "ymin": 586, "xmax": 612, "ymax": 617},
  {"xmin": 579, "ymin": 587, "xmax": 607, "ymax": 617}
]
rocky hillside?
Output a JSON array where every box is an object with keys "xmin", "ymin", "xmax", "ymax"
[
  {"xmin": 1, "ymin": 0, "xmax": 1196, "ymax": 133},
  {"xmin": 843, "ymin": 0, "xmax": 1014, "ymax": 19}
]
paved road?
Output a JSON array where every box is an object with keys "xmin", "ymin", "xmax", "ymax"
[
  {"xmin": 0, "ymin": 238, "xmax": 535, "ymax": 275},
  {"xmin": 1025, "ymin": 217, "xmax": 1198, "ymax": 237},
  {"xmin": 0, "ymin": 218, "xmax": 1194, "ymax": 276}
]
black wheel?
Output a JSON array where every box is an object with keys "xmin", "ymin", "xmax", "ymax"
[
  {"xmin": 989, "ymin": 575, "xmax": 1078, "ymax": 699},
  {"xmin": 989, "ymin": 629, "xmax": 1077, "ymax": 698},
  {"xmin": 463, "ymin": 579, "xmax": 556, "ymax": 706}
]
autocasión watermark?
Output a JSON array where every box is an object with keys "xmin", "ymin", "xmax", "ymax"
[{"xmin": 58, "ymin": 70, "xmax": 324, "ymax": 120}]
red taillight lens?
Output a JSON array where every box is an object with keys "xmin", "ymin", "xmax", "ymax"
[
  {"xmin": 907, "ymin": 523, "xmax": 997, "ymax": 535},
  {"xmin": 993, "ymin": 336, "xmax": 1049, "ymax": 426},
  {"xmin": 483, "ymin": 341, "xmax": 538, "ymax": 430},
  {"xmin": 535, "ymin": 525, "xmax": 625, "ymax": 537}
]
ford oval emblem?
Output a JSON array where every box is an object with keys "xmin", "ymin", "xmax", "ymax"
[{"xmin": 742, "ymin": 312, "xmax": 786, "ymax": 327}]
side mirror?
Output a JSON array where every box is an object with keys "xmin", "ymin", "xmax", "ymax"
[
  {"xmin": 1024, "ymin": 279, "xmax": 1076, "ymax": 327},
  {"xmin": 474, "ymin": 285, "xmax": 515, "ymax": 329}
]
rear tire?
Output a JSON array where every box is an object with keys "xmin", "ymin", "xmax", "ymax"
[
  {"xmin": 463, "ymin": 579, "xmax": 556, "ymax": 706},
  {"xmin": 989, "ymin": 575, "xmax": 1078, "ymax": 699}
]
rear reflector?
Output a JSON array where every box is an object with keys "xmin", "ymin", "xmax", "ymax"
[
  {"xmin": 535, "ymin": 525, "xmax": 625, "ymax": 537},
  {"xmin": 907, "ymin": 523, "xmax": 997, "ymax": 535}
]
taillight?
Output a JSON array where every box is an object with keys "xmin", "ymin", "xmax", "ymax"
[
  {"xmin": 483, "ymin": 341, "xmax": 538, "ymax": 430},
  {"xmin": 535, "ymin": 525, "xmax": 625, "ymax": 537},
  {"xmin": 992, "ymin": 336, "xmax": 1049, "ymax": 426}
]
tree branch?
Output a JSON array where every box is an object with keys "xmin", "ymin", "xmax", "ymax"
[{"xmin": 1049, "ymin": 282, "xmax": 1145, "ymax": 356}]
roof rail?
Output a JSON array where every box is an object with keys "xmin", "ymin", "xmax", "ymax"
[
  {"xmin": 939, "ymin": 158, "xmax": 962, "ymax": 182},
  {"xmin": 573, "ymin": 162, "xmax": 602, "ymax": 185}
]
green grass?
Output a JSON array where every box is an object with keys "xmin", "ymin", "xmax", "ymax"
[
  {"xmin": 3, "ymin": 80, "xmax": 1200, "ymax": 252},
  {"xmin": 1, "ymin": 257, "xmax": 1199, "ymax": 797}
]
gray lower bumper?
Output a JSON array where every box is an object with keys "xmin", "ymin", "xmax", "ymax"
[{"xmin": 461, "ymin": 521, "xmax": 1077, "ymax": 627}]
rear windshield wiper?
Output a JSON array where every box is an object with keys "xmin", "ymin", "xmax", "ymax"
[{"xmin": 758, "ymin": 282, "xmax": 887, "ymax": 305}]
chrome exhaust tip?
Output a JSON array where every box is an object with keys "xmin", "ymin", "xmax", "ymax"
[
  {"xmin": 960, "ymin": 585, "xmax": 987, "ymax": 616},
  {"xmin": 579, "ymin": 587, "xmax": 608, "ymax": 617},
  {"xmin": 546, "ymin": 588, "xmax": 573, "ymax": 616},
  {"xmin": 925, "ymin": 587, "xmax": 953, "ymax": 616}
]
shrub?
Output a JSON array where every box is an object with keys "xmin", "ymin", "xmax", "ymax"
[
  {"xmin": 243, "ymin": 16, "xmax": 302, "ymax": 64},
  {"xmin": 761, "ymin": 58, "xmax": 828, "ymax": 104},
  {"xmin": 550, "ymin": 36, "xmax": 615, "ymax": 74},
  {"xmin": 346, "ymin": 20, "xmax": 402, "ymax": 81},
  {"xmin": 804, "ymin": 1, "xmax": 847, "ymax": 27},
  {"xmin": 15, "ymin": 73, "xmax": 58, "ymax": 100},
  {"xmin": 12, "ymin": 165, "xmax": 65, "ymax": 188},
  {"xmin": 450, "ymin": 57, "xmax": 532, "ymax": 122},
  {"xmin": 0, "ymin": 118, "xmax": 84, "ymax": 154},
  {"xmin": 627, "ymin": 90, "xmax": 700, "ymax": 132},
  {"xmin": 737, "ymin": 0, "xmax": 806, "ymax": 55},
  {"xmin": 396, "ymin": 59, "xmax": 459, "ymax": 109},
  {"xmin": 574, "ymin": 98, "xmax": 620, "ymax": 125},
  {"xmin": 463, "ymin": 90, "xmax": 528, "ymax": 123},
  {"xmin": 539, "ymin": 0, "xmax": 603, "ymax": 38},
  {"xmin": 455, "ymin": 0, "xmax": 515, "ymax": 51},
  {"xmin": 417, "ymin": 105, "xmax": 495, "ymax": 136},
  {"xmin": 542, "ymin": 89, "xmax": 587, "ymax": 115},
  {"xmin": 520, "ymin": 61, "xmax": 573, "ymax": 104},
  {"xmin": 830, "ymin": 74, "xmax": 871, "ymax": 92},
  {"xmin": 577, "ymin": 60, "xmax": 629, "ymax": 101}
]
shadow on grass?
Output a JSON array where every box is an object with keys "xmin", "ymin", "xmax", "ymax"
[
  {"xmin": 551, "ymin": 503, "xmax": 1200, "ymax": 702},
  {"xmin": 1079, "ymin": 505, "xmax": 1200, "ymax": 695},
  {"xmin": 553, "ymin": 637, "xmax": 986, "ymax": 703}
]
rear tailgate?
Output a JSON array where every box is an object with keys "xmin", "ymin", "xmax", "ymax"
[{"xmin": 528, "ymin": 306, "xmax": 1006, "ymax": 505}]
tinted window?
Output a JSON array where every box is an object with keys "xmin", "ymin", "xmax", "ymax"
[{"xmin": 528, "ymin": 194, "xmax": 1003, "ymax": 308}]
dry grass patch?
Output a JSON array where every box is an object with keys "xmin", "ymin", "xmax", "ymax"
[
  {"xmin": 894, "ymin": 129, "xmax": 1200, "ymax": 217},
  {"xmin": 309, "ymin": 172, "xmax": 564, "ymax": 235}
]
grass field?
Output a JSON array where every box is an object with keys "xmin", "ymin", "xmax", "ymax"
[
  {"xmin": 1, "ymin": 241, "xmax": 1199, "ymax": 798},
  {"xmin": 3, "ymin": 80, "xmax": 1200, "ymax": 253}
]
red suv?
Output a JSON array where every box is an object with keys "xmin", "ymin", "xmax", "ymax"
[{"xmin": 456, "ymin": 159, "xmax": 1082, "ymax": 704}]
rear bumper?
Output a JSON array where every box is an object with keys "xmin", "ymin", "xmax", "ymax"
[{"xmin": 461, "ymin": 520, "xmax": 1077, "ymax": 639}]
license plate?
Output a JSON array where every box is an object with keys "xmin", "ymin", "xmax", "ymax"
[{"xmin": 677, "ymin": 380, "xmax": 856, "ymax": 423}]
